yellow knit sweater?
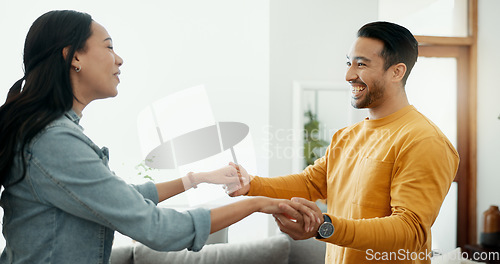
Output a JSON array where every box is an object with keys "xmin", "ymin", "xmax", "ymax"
[{"xmin": 248, "ymin": 105, "xmax": 459, "ymax": 264}]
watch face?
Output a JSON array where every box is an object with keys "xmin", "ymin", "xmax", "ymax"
[{"xmin": 319, "ymin": 222, "xmax": 334, "ymax": 238}]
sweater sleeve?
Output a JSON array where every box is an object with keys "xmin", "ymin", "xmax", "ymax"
[
  {"xmin": 247, "ymin": 150, "xmax": 329, "ymax": 201},
  {"xmin": 322, "ymin": 136, "xmax": 459, "ymax": 252}
]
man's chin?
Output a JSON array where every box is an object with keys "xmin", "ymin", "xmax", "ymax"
[{"xmin": 351, "ymin": 99, "xmax": 368, "ymax": 109}]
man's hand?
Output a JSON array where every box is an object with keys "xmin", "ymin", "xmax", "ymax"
[
  {"xmin": 273, "ymin": 197, "xmax": 324, "ymax": 240},
  {"xmin": 255, "ymin": 197, "xmax": 322, "ymax": 235},
  {"xmin": 226, "ymin": 162, "xmax": 251, "ymax": 196}
]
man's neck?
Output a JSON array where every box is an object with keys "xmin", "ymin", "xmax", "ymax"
[{"xmin": 367, "ymin": 95, "xmax": 410, "ymax": 120}]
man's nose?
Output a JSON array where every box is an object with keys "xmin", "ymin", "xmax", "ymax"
[{"xmin": 345, "ymin": 65, "xmax": 357, "ymax": 83}]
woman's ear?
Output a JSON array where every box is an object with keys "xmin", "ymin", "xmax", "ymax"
[
  {"xmin": 391, "ymin": 63, "xmax": 407, "ymax": 83},
  {"xmin": 62, "ymin": 47, "xmax": 81, "ymax": 69}
]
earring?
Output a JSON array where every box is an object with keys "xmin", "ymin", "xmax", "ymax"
[{"xmin": 75, "ymin": 66, "xmax": 81, "ymax": 73}]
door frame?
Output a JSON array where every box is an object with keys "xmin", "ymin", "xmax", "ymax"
[{"xmin": 418, "ymin": 41, "xmax": 476, "ymax": 249}]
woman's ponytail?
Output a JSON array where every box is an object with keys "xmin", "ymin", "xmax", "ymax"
[{"xmin": 6, "ymin": 77, "xmax": 25, "ymax": 103}]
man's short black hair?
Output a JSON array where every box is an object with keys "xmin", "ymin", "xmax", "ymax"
[{"xmin": 357, "ymin": 21, "xmax": 418, "ymax": 85}]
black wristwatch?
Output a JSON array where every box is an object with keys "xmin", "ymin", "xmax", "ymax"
[{"xmin": 316, "ymin": 214, "xmax": 334, "ymax": 239}]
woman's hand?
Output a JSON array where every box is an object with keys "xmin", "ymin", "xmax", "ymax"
[
  {"xmin": 255, "ymin": 197, "xmax": 322, "ymax": 238},
  {"xmin": 209, "ymin": 196, "xmax": 322, "ymax": 235},
  {"xmin": 198, "ymin": 165, "xmax": 240, "ymax": 186}
]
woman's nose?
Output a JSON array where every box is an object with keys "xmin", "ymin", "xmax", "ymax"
[{"xmin": 116, "ymin": 53, "xmax": 124, "ymax": 67}]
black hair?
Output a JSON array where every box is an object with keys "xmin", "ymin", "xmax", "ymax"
[
  {"xmin": 0, "ymin": 10, "xmax": 93, "ymax": 187},
  {"xmin": 357, "ymin": 21, "xmax": 418, "ymax": 85}
]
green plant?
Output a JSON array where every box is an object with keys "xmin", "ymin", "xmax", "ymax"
[
  {"xmin": 303, "ymin": 109, "xmax": 329, "ymax": 168},
  {"xmin": 135, "ymin": 157, "xmax": 157, "ymax": 182}
]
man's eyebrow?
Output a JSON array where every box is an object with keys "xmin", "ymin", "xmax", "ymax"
[{"xmin": 346, "ymin": 55, "xmax": 371, "ymax": 62}]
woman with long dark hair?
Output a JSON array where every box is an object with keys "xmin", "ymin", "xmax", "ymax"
[{"xmin": 0, "ymin": 10, "xmax": 319, "ymax": 263}]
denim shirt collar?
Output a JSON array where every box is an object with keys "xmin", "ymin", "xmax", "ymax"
[{"xmin": 64, "ymin": 109, "xmax": 83, "ymax": 128}]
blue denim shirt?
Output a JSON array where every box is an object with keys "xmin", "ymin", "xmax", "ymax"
[{"xmin": 0, "ymin": 110, "xmax": 210, "ymax": 264}]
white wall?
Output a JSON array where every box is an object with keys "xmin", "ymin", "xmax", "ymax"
[
  {"xmin": 268, "ymin": 0, "xmax": 378, "ymax": 176},
  {"xmin": 477, "ymin": 0, "xmax": 500, "ymax": 238},
  {"xmin": 0, "ymin": 0, "xmax": 270, "ymax": 179}
]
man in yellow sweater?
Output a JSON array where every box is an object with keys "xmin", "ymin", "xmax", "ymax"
[{"xmin": 229, "ymin": 21, "xmax": 460, "ymax": 263}]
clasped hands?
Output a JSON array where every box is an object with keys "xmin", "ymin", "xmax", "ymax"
[{"xmin": 204, "ymin": 162, "xmax": 325, "ymax": 240}]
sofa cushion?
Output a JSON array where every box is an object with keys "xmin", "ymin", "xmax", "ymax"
[
  {"xmin": 110, "ymin": 245, "xmax": 133, "ymax": 264},
  {"xmin": 286, "ymin": 235, "xmax": 326, "ymax": 264},
  {"xmin": 133, "ymin": 234, "xmax": 290, "ymax": 264}
]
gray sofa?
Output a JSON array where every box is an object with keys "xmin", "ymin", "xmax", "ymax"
[{"xmin": 110, "ymin": 233, "xmax": 326, "ymax": 264}]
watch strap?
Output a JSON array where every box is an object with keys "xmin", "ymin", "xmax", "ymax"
[{"xmin": 323, "ymin": 214, "xmax": 332, "ymax": 223}]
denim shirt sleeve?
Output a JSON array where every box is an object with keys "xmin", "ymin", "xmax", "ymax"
[
  {"xmin": 28, "ymin": 124, "xmax": 210, "ymax": 252},
  {"xmin": 131, "ymin": 181, "xmax": 159, "ymax": 204}
]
